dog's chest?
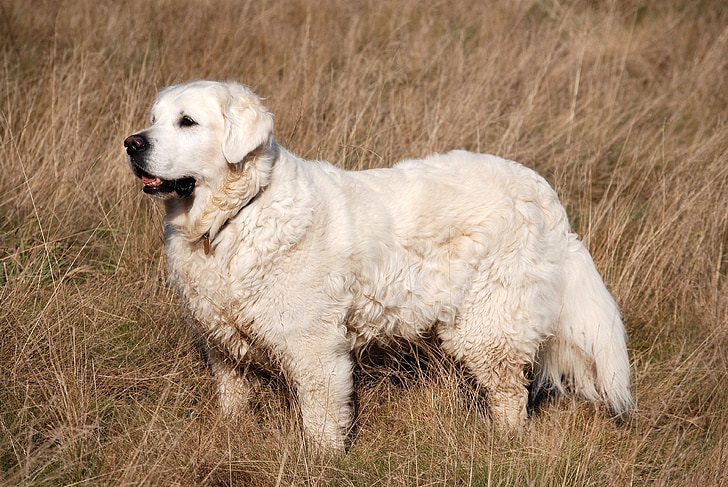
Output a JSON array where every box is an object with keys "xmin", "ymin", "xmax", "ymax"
[{"xmin": 165, "ymin": 236, "xmax": 268, "ymax": 331}]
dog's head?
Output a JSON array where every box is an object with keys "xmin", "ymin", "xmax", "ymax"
[{"xmin": 124, "ymin": 80, "xmax": 275, "ymax": 201}]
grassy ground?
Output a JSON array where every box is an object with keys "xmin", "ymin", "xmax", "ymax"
[{"xmin": 1, "ymin": 0, "xmax": 727, "ymax": 485}]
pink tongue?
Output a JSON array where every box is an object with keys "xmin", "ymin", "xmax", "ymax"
[{"xmin": 141, "ymin": 175, "xmax": 163, "ymax": 187}]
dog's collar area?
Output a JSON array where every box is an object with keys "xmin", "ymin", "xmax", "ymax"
[
  {"xmin": 201, "ymin": 232, "xmax": 212, "ymax": 255},
  {"xmin": 198, "ymin": 191, "xmax": 259, "ymax": 255},
  {"xmin": 196, "ymin": 142, "xmax": 276, "ymax": 256}
]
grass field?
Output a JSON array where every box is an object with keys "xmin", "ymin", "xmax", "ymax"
[{"xmin": 1, "ymin": 0, "xmax": 727, "ymax": 485}]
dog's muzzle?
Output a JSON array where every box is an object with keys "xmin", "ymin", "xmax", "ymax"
[{"xmin": 123, "ymin": 133, "xmax": 196, "ymax": 199}]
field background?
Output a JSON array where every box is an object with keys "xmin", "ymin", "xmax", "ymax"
[{"xmin": 1, "ymin": 0, "xmax": 727, "ymax": 485}]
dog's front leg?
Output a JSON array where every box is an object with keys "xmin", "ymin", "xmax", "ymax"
[
  {"xmin": 206, "ymin": 346, "xmax": 256, "ymax": 418},
  {"xmin": 284, "ymin": 337, "xmax": 354, "ymax": 453}
]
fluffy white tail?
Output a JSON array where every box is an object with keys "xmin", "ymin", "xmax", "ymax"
[{"xmin": 535, "ymin": 235, "xmax": 633, "ymax": 418}]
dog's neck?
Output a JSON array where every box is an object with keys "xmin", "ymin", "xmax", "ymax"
[
  {"xmin": 164, "ymin": 141, "xmax": 279, "ymax": 254},
  {"xmin": 197, "ymin": 182, "xmax": 267, "ymax": 255}
]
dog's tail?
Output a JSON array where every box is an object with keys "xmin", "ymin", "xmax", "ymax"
[{"xmin": 534, "ymin": 235, "xmax": 633, "ymax": 419}]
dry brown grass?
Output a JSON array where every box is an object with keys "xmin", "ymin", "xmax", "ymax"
[{"xmin": 2, "ymin": 0, "xmax": 727, "ymax": 485}]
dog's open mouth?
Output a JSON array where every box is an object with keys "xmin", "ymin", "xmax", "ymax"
[{"xmin": 133, "ymin": 165, "xmax": 196, "ymax": 199}]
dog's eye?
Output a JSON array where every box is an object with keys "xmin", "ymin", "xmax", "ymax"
[{"xmin": 179, "ymin": 115, "xmax": 197, "ymax": 127}]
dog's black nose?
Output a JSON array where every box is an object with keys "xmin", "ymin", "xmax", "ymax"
[{"xmin": 124, "ymin": 134, "xmax": 148, "ymax": 155}]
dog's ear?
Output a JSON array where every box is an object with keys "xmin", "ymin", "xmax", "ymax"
[{"xmin": 222, "ymin": 83, "xmax": 274, "ymax": 165}]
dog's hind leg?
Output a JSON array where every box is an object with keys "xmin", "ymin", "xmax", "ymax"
[
  {"xmin": 437, "ymin": 274, "xmax": 553, "ymax": 433},
  {"xmin": 439, "ymin": 322, "xmax": 530, "ymax": 432}
]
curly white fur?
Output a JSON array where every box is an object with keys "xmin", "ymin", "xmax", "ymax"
[{"xmin": 126, "ymin": 80, "xmax": 633, "ymax": 452}]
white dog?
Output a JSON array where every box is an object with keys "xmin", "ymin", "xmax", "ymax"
[{"xmin": 124, "ymin": 80, "xmax": 632, "ymax": 452}]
